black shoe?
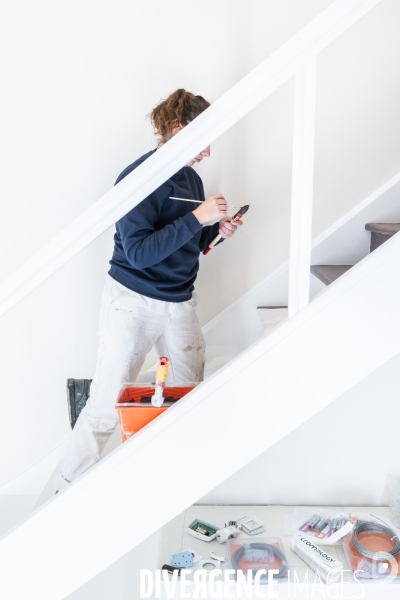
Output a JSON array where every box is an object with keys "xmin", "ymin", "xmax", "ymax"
[{"xmin": 66, "ymin": 379, "xmax": 92, "ymax": 429}]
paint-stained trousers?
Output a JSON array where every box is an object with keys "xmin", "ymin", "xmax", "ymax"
[{"xmin": 55, "ymin": 275, "xmax": 205, "ymax": 491}]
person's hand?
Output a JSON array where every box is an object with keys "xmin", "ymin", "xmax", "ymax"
[
  {"xmin": 192, "ymin": 194, "xmax": 227, "ymax": 225},
  {"xmin": 218, "ymin": 215, "xmax": 243, "ymax": 238}
]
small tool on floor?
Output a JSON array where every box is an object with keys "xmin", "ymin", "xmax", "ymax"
[
  {"xmin": 162, "ymin": 564, "xmax": 181, "ymax": 577},
  {"xmin": 203, "ymin": 205, "xmax": 250, "ymax": 255},
  {"xmin": 151, "ymin": 356, "xmax": 169, "ymax": 407}
]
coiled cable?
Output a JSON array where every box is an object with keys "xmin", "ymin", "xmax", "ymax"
[
  {"xmin": 351, "ymin": 520, "xmax": 400, "ymax": 560},
  {"xmin": 231, "ymin": 542, "xmax": 288, "ymax": 583}
]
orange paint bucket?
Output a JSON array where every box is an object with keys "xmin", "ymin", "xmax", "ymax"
[{"xmin": 115, "ymin": 382, "xmax": 197, "ymax": 442}]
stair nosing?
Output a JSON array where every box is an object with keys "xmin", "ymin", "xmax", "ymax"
[
  {"xmin": 365, "ymin": 223, "xmax": 400, "ymax": 236},
  {"xmin": 257, "ymin": 306, "xmax": 288, "ymax": 310}
]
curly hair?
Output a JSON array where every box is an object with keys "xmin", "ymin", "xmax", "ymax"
[{"xmin": 149, "ymin": 89, "xmax": 210, "ymax": 147}]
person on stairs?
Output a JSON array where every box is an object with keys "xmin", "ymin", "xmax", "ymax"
[{"xmin": 55, "ymin": 89, "xmax": 243, "ymax": 492}]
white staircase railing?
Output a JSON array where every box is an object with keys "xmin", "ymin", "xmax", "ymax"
[
  {"xmin": 288, "ymin": 57, "xmax": 317, "ymax": 316},
  {"xmin": 0, "ymin": 1, "xmax": 389, "ymax": 598},
  {"xmin": 0, "ymin": 0, "xmax": 383, "ymax": 319}
]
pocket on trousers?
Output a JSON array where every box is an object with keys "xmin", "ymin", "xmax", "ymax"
[{"xmin": 110, "ymin": 282, "xmax": 144, "ymax": 312}]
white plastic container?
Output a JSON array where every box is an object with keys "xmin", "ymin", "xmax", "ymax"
[{"xmin": 187, "ymin": 518, "xmax": 220, "ymax": 542}]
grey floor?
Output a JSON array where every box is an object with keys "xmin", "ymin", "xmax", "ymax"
[
  {"xmin": 66, "ymin": 504, "xmax": 399, "ymax": 599},
  {"xmin": 0, "ymin": 485, "xmax": 396, "ymax": 598}
]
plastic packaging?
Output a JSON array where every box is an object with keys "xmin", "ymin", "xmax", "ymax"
[
  {"xmin": 291, "ymin": 533, "xmax": 342, "ymax": 583},
  {"xmin": 227, "ymin": 538, "xmax": 288, "ymax": 584},
  {"xmin": 290, "ymin": 509, "xmax": 355, "ymax": 545},
  {"xmin": 389, "ymin": 473, "xmax": 400, "ymax": 528},
  {"xmin": 115, "ymin": 382, "xmax": 197, "ymax": 441},
  {"xmin": 342, "ymin": 518, "xmax": 400, "ymax": 582}
]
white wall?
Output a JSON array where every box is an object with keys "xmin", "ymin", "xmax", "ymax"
[
  {"xmin": 200, "ymin": 175, "xmax": 400, "ymax": 506},
  {"xmin": 0, "ymin": 0, "xmax": 333, "ymax": 485},
  {"xmin": 197, "ymin": 0, "xmax": 400, "ymax": 323},
  {"xmin": 200, "ymin": 351, "xmax": 400, "ymax": 506},
  {"xmin": 0, "ymin": 0, "xmax": 399, "ymax": 486}
]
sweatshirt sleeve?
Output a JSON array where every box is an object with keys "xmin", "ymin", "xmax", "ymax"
[
  {"xmin": 199, "ymin": 222, "xmax": 225, "ymax": 252},
  {"xmin": 116, "ymin": 193, "xmax": 202, "ymax": 269}
]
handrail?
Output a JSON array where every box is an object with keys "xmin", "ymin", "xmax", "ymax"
[{"xmin": 0, "ymin": 0, "xmax": 382, "ymax": 319}]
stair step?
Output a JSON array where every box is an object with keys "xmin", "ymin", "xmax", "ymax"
[
  {"xmin": 365, "ymin": 222, "xmax": 400, "ymax": 236},
  {"xmin": 204, "ymin": 345, "xmax": 238, "ymax": 378},
  {"xmin": 257, "ymin": 306, "xmax": 288, "ymax": 333},
  {"xmin": 310, "ymin": 265, "xmax": 353, "ymax": 285},
  {"xmin": 365, "ymin": 223, "xmax": 400, "ymax": 253}
]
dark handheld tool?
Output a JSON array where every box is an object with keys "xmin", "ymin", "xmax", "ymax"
[
  {"xmin": 162, "ymin": 564, "xmax": 181, "ymax": 577},
  {"xmin": 203, "ymin": 205, "xmax": 249, "ymax": 255}
]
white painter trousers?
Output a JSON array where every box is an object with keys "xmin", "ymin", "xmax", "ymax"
[{"xmin": 55, "ymin": 275, "xmax": 205, "ymax": 491}]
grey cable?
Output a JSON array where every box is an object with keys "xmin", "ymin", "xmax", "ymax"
[
  {"xmin": 351, "ymin": 520, "xmax": 400, "ymax": 560},
  {"xmin": 231, "ymin": 542, "xmax": 288, "ymax": 582}
]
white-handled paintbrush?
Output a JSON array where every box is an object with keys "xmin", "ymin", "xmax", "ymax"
[{"xmin": 169, "ymin": 196, "xmax": 241, "ymax": 208}]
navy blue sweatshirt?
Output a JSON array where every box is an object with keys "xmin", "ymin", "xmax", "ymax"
[{"xmin": 108, "ymin": 150, "xmax": 220, "ymax": 302}]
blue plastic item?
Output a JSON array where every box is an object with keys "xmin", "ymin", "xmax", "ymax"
[{"xmin": 171, "ymin": 551, "xmax": 194, "ymax": 568}]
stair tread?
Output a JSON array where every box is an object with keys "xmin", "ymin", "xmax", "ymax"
[
  {"xmin": 365, "ymin": 222, "xmax": 400, "ymax": 236},
  {"xmin": 310, "ymin": 265, "xmax": 353, "ymax": 285},
  {"xmin": 256, "ymin": 306, "xmax": 288, "ymax": 334},
  {"xmin": 257, "ymin": 306, "xmax": 288, "ymax": 309}
]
